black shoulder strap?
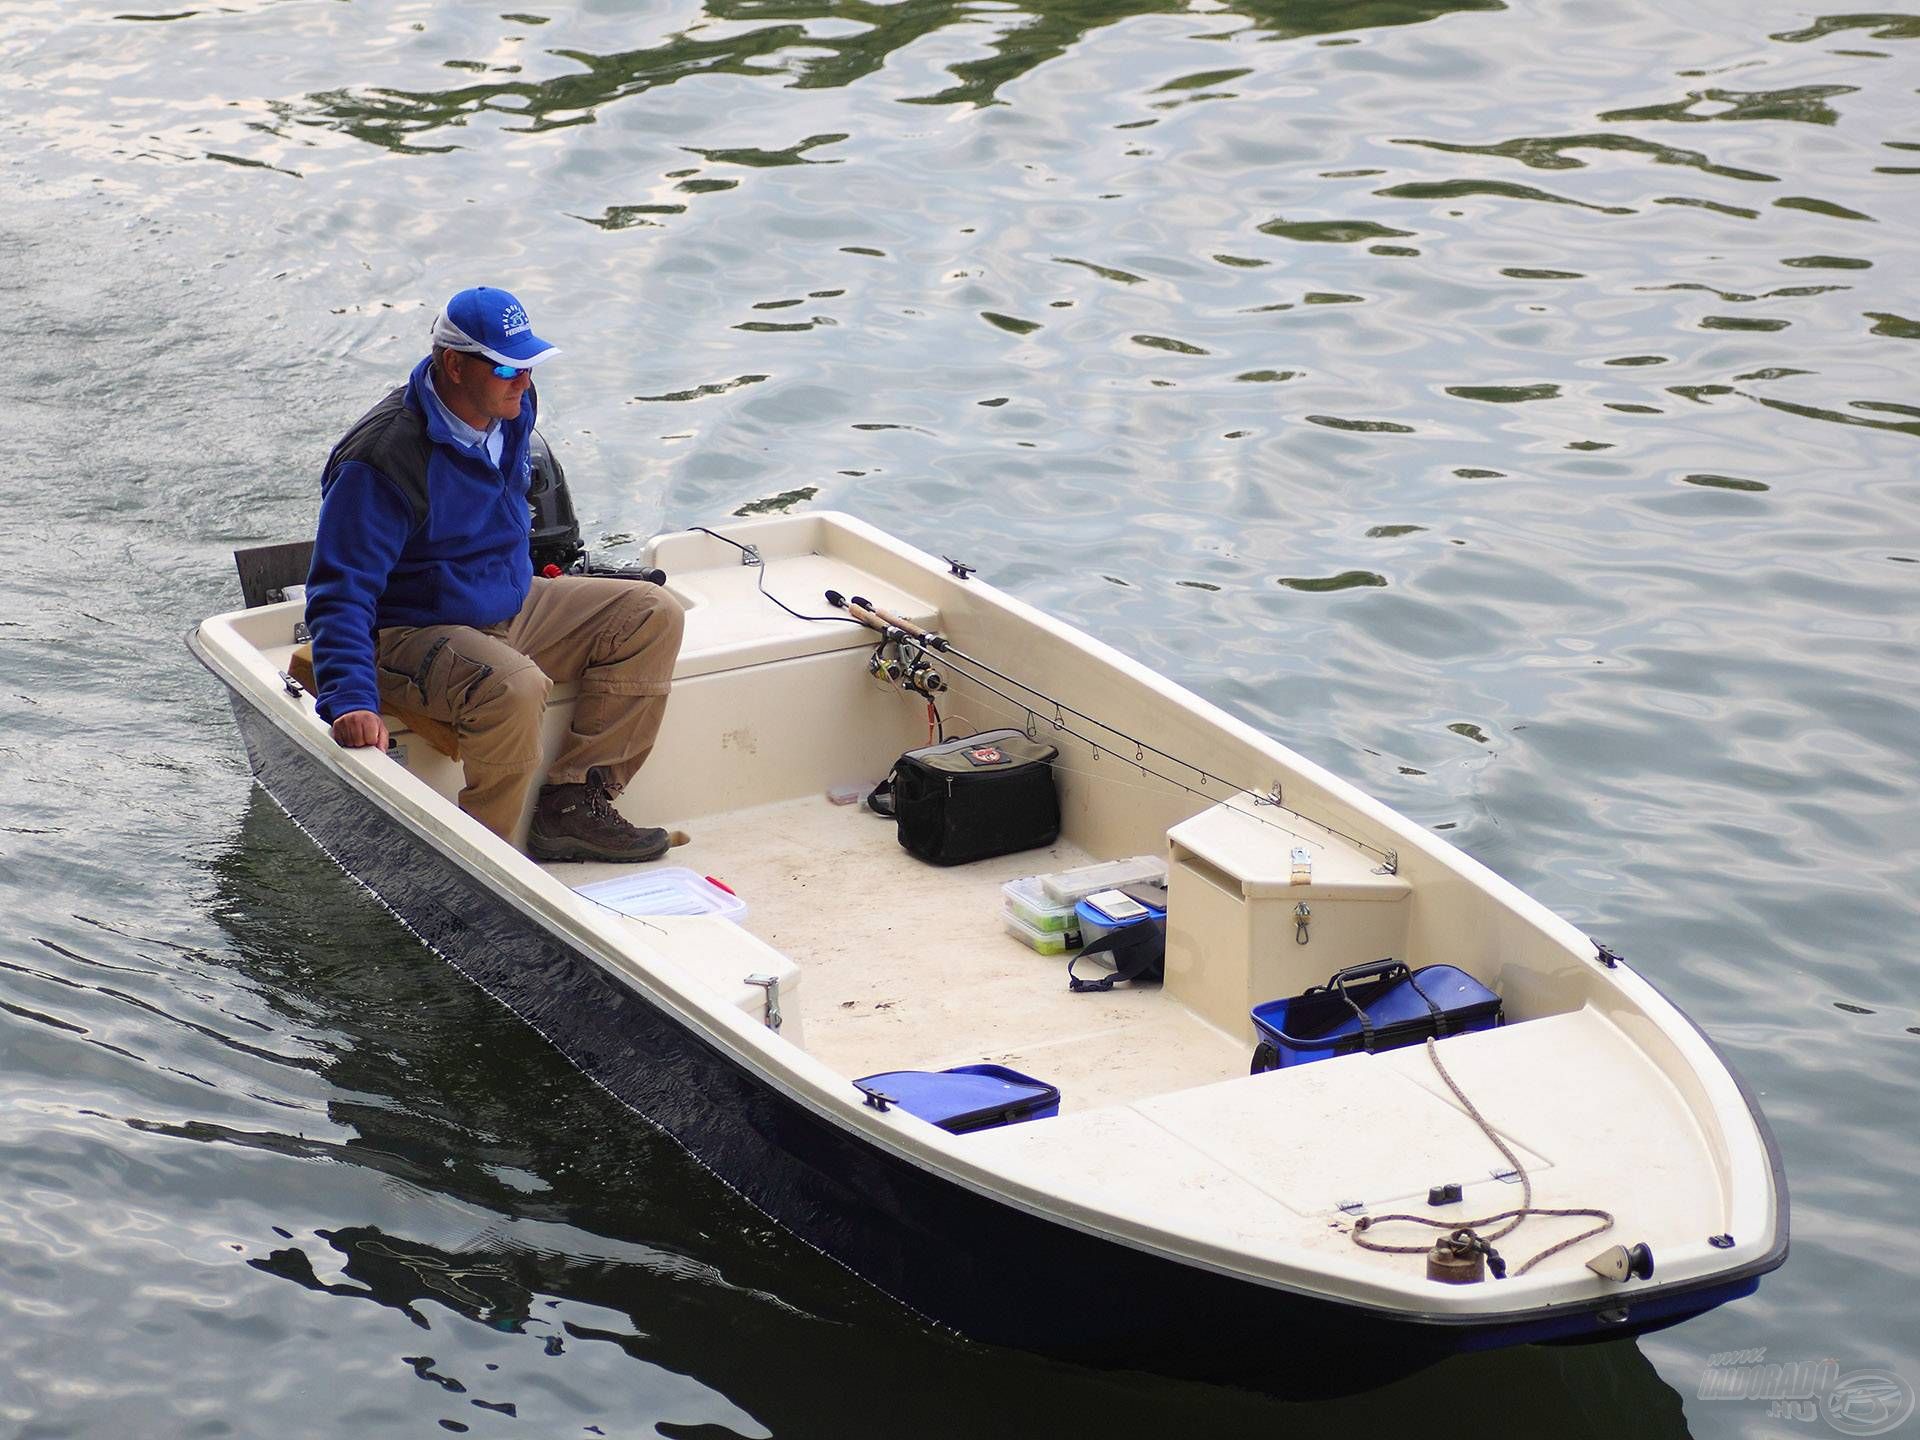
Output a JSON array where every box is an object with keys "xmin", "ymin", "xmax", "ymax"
[
  {"xmin": 321, "ymin": 384, "xmax": 434, "ymax": 529},
  {"xmin": 1068, "ymin": 918, "xmax": 1167, "ymax": 993},
  {"xmin": 1404, "ymin": 968, "xmax": 1448, "ymax": 1037}
]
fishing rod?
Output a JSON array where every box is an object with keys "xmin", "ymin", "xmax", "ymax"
[
  {"xmin": 825, "ymin": 590, "xmax": 948, "ymax": 695},
  {"xmin": 676, "ymin": 522, "xmax": 1390, "ymax": 864},
  {"xmin": 832, "ymin": 589, "xmax": 1250, "ymax": 794},
  {"xmin": 821, "ymin": 588, "xmax": 1397, "ymax": 867}
]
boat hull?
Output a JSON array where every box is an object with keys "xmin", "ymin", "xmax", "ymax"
[{"xmin": 215, "ymin": 682, "xmax": 1773, "ymax": 1394}]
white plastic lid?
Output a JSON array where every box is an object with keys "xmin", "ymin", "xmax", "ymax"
[{"xmin": 574, "ymin": 866, "xmax": 747, "ymax": 922}]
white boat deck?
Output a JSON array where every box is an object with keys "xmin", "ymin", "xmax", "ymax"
[
  {"xmin": 552, "ymin": 798, "xmax": 1726, "ymax": 1281},
  {"xmin": 549, "ymin": 797, "xmax": 1727, "ymax": 1284},
  {"xmin": 551, "ymin": 792, "xmax": 1252, "ymax": 1112},
  {"xmin": 963, "ymin": 1007, "xmax": 1725, "ymax": 1272}
]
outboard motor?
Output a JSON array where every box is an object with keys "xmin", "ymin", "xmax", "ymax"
[
  {"xmin": 527, "ymin": 430, "xmax": 666, "ymax": 585},
  {"xmin": 528, "ymin": 429, "xmax": 585, "ymax": 574}
]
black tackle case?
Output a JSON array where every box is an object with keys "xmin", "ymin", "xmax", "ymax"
[{"xmin": 875, "ymin": 729, "xmax": 1060, "ymax": 866}]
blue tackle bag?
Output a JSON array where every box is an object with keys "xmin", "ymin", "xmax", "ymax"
[{"xmin": 1250, "ymin": 960, "xmax": 1502, "ymax": 1071}]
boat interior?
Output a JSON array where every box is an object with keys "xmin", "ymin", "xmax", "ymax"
[{"xmin": 220, "ymin": 515, "xmax": 1762, "ymax": 1292}]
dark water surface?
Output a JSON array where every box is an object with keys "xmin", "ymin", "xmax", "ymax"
[{"xmin": 3, "ymin": 0, "xmax": 1917, "ymax": 1434}]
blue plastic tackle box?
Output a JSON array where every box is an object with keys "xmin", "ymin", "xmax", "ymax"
[
  {"xmin": 1074, "ymin": 888, "xmax": 1168, "ymax": 948},
  {"xmin": 853, "ymin": 1063, "xmax": 1060, "ymax": 1134},
  {"xmin": 1250, "ymin": 961, "xmax": 1502, "ymax": 1071}
]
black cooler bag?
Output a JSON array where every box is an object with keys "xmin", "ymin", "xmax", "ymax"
[{"xmin": 875, "ymin": 729, "xmax": 1060, "ymax": 865}]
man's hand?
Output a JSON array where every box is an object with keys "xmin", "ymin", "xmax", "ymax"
[{"xmin": 331, "ymin": 710, "xmax": 390, "ymax": 751}]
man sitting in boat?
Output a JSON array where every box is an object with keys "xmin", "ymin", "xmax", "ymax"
[{"xmin": 303, "ymin": 285, "xmax": 683, "ymax": 864}]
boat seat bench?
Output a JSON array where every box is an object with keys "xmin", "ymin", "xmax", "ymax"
[
  {"xmin": 280, "ymin": 549, "xmax": 940, "ymax": 765},
  {"xmin": 663, "ymin": 551, "xmax": 941, "ymax": 679}
]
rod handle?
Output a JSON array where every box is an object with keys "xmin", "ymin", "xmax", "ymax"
[{"xmin": 850, "ymin": 594, "xmax": 946, "ymax": 649}]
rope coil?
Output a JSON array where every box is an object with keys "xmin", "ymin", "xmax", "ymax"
[{"xmin": 1348, "ymin": 1038, "xmax": 1613, "ymax": 1277}]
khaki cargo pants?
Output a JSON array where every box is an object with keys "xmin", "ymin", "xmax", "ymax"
[{"xmin": 374, "ymin": 576, "xmax": 684, "ymax": 839}]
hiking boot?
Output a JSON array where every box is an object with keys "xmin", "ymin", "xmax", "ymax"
[{"xmin": 526, "ymin": 767, "xmax": 670, "ymax": 863}]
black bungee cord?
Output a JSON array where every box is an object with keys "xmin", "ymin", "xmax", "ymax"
[{"xmin": 688, "ymin": 526, "xmax": 871, "ymax": 628}]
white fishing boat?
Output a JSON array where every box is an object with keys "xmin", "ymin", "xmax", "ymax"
[{"xmin": 190, "ymin": 505, "xmax": 1786, "ymax": 1390}]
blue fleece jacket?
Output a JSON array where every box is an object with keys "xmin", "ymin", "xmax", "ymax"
[{"xmin": 305, "ymin": 356, "xmax": 536, "ymax": 723}]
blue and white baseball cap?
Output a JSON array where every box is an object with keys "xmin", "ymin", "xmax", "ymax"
[{"xmin": 430, "ymin": 286, "xmax": 560, "ymax": 367}]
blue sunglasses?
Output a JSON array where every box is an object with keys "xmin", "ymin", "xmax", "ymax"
[{"xmin": 456, "ymin": 350, "xmax": 532, "ymax": 379}]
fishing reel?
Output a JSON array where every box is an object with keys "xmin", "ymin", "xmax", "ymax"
[
  {"xmin": 829, "ymin": 589, "xmax": 948, "ymax": 698},
  {"xmin": 869, "ymin": 641, "xmax": 945, "ymax": 697}
]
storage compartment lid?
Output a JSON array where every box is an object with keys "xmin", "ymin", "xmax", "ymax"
[
  {"xmin": 855, "ymin": 1064, "xmax": 1060, "ymax": 1133},
  {"xmin": 1167, "ymin": 798, "xmax": 1409, "ymax": 902}
]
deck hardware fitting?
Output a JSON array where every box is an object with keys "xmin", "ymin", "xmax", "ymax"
[
  {"xmin": 1491, "ymin": 1166, "xmax": 1522, "ymax": 1185},
  {"xmin": 293, "ymin": 619, "xmax": 311, "ymax": 644},
  {"xmin": 855, "ymin": 1083, "xmax": 895, "ymax": 1112},
  {"xmin": 1594, "ymin": 941, "xmax": 1623, "ymax": 969},
  {"xmin": 1294, "ymin": 902, "xmax": 1311, "ymax": 945},
  {"xmin": 739, "ymin": 542, "xmax": 762, "ymax": 567},
  {"xmin": 1426, "ymin": 1234, "xmax": 1487, "ymax": 1285},
  {"xmin": 943, "ymin": 555, "xmax": 975, "ymax": 579},
  {"xmin": 1374, "ymin": 849, "xmax": 1399, "ymax": 876},
  {"xmin": 279, "ymin": 671, "xmax": 304, "ymax": 697},
  {"xmin": 744, "ymin": 973, "xmax": 783, "ymax": 1031},
  {"xmin": 1254, "ymin": 782, "xmax": 1283, "ymax": 807},
  {"xmin": 1427, "ymin": 1182, "xmax": 1464, "ymax": 1207},
  {"xmin": 1337, "ymin": 1199, "xmax": 1366, "ymax": 1216},
  {"xmin": 1585, "ymin": 1242, "xmax": 1655, "ymax": 1284},
  {"xmin": 1708, "ymin": 1233, "xmax": 1734, "ymax": 1249}
]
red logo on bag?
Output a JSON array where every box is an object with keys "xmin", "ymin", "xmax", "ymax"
[{"xmin": 966, "ymin": 745, "xmax": 1004, "ymax": 765}]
